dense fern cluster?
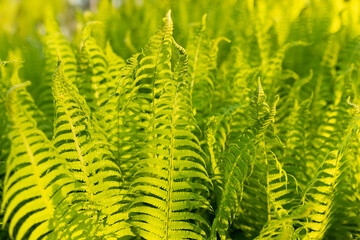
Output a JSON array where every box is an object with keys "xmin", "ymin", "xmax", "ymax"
[{"xmin": 1, "ymin": 0, "xmax": 360, "ymax": 239}]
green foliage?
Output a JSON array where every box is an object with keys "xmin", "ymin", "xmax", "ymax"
[{"xmin": 1, "ymin": 0, "xmax": 360, "ymax": 239}]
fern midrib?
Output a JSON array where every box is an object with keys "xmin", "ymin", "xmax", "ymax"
[
  {"xmin": 61, "ymin": 99, "xmax": 94, "ymax": 202},
  {"xmin": 150, "ymin": 26, "xmax": 171, "ymax": 128},
  {"xmin": 263, "ymin": 139, "xmax": 271, "ymax": 222},
  {"xmin": 150, "ymin": 16, "xmax": 172, "ymax": 163},
  {"xmin": 165, "ymin": 85, "xmax": 178, "ymax": 240},
  {"xmin": 117, "ymin": 90, "xmax": 121, "ymax": 160}
]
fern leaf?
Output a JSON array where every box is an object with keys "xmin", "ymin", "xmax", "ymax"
[
  {"xmin": 187, "ymin": 14, "xmax": 215, "ymax": 117},
  {"xmin": 130, "ymin": 81, "xmax": 211, "ymax": 239},
  {"xmin": 95, "ymin": 54, "xmax": 141, "ymax": 171},
  {"xmin": 211, "ymin": 82, "xmax": 280, "ymax": 239},
  {"xmin": 134, "ymin": 9, "xmax": 173, "ymax": 112},
  {"xmin": 77, "ymin": 22, "xmax": 111, "ymax": 111},
  {"xmin": 51, "ymin": 63, "xmax": 131, "ymax": 238},
  {"xmin": 105, "ymin": 42, "xmax": 126, "ymax": 85},
  {"xmin": 2, "ymin": 82, "xmax": 75, "ymax": 240},
  {"xmin": 35, "ymin": 13, "xmax": 77, "ymax": 124},
  {"xmin": 282, "ymin": 96, "xmax": 314, "ymax": 188},
  {"xmin": 100, "ymin": 10, "xmax": 174, "ymax": 180},
  {"xmin": 129, "ymin": 27, "xmax": 211, "ymax": 239},
  {"xmin": 210, "ymin": 138, "xmax": 252, "ymax": 240},
  {"xmin": 9, "ymin": 63, "xmax": 53, "ymax": 138},
  {"xmin": 299, "ymin": 102, "xmax": 360, "ymax": 240}
]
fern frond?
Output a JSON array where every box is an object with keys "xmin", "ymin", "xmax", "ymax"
[
  {"xmin": 255, "ymin": 146, "xmax": 300, "ymax": 240},
  {"xmin": 276, "ymin": 70, "xmax": 313, "ymax": 123},
  {"xmin": 263, "ymin": 41, "xmax": 309, "ymax": 80},
  {"xmin": 0, "ymin": 62, "xmax": 12, "ymax": 228},
  {"xmin": 101, "ymin": 10, "xmax": 174, "ymax": 176},
  {"xmin": 105, "ymin": 42, "xmax": 126, "ymax": 85},
  {"xmin": 35, "ymin": 13, "xmax": 77, "ymax": 123},
  {"xmin": 95, "ymin": 54, "xmax": 141, "ymax": 172},
  {"xmin": 2, "ymin": 82, "xmax": 75, "ymax": 240},
  {"xmin": 135, "ymin": 9, "xmax": 173, "ymax": 107},
  {"xmin": 7, "ymin": 63, "xmax": 52, "ymax": 138},
  {"xmin": 323, "ymin": 95, "xmax": 360, "ymax": 238},
  {"xmin": 299, "ymin": 104, "xmax": 360, "ymax": 239},
  {"xmin": 211, "ymin": 82, "xmax": 280, "ymax": 239},
  {"xmin": 254, "ymin": 0, "xmax": 274, "ymax": 69},
  {"xmin": 99, "ymin": 10, "xmax": 174, "ymax": 176},
  {"xmin": 262, "ymin": 41, "xmax": 309, "ymax": 101},
  {"xmin": 204, "ymin": 114, "xmax": 231, "ymax": 182},
  {"xmin": 224, "ymin": 48, "xmax": 260, "ymax": 109},
  {"xmin": 282, "ymin": 96, "xmax": 314, "ymax": 188},
  {"xmin": 51, "ymin": 63, "xmax": 131, "ymax": 238},
  {"xmin": 77, "ymin": 22, "xmax": 111, "ymax": 111},
  {"xmin": 187, "ymin": 14, "xmax": 217, "ymax": 121},
  {"xmin": 210, "ymin": 137, "xmax": 252, "ymax": 240},
  {"xmin": 129, "ymin": 29, "xmax": 211, "ymax": 239},
  {"xmin": 248, "ymin": 78, "xmax": 272, "ymax": 133}
]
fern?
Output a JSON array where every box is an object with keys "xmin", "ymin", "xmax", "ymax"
[
  {"xmin": 105, "ymin": 42, "xmax": 126, "ymax": 85},
  {"xmin": 77, "ymin": 22, "xmax": 112, "ymax": 111},
  {"xmin": 1, "ymin": 1, "xmax": 360, "ymax": 240},
  {"xmin": 187, "ymin": 15, "xmax": 215, "ymax": 119},
  {"xmin": 7, "ymin": 63, "xmax": 53, "ymax": 138},
  {"xmin": 298, "ymin": 99, "xmax": 359, "ymax": 239},
  {"xmin": 210, "ymin": 80, "xmax": 281, "ymax": 239},
  {"xmin": 35, "ymin": 12, "xmax": 77, "ymax": 124},
  {"xmin": 2, "ymin": 82, "xmax": 75, "ymax": 240},
  {"xmin": 95, "ymin": 53, "xmax": 140, "ymax": 174},
  {"xmin": 128, "ymin": 12, "xmax": 211, "ymax": 240},
  {"xmin": 51, "ymin": 63, "xmax": 131, "ymax": 238}
]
